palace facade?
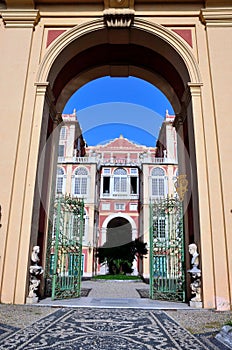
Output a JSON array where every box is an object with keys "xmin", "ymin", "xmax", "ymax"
[{"xmin": 56, "ymin": 111, "xmax": 178, "ymax": 278}]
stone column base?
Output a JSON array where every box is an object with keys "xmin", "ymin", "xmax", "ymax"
[
  {"xmin": 189, "ymin": 300, "xmax": 203, "ymax": 308},
  {"xmin": 26, "ymin": 296, "xmax": 39, "ymax": 304}
]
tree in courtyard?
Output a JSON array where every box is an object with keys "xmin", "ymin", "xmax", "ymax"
[{"xmin": 96, "ymin": 238, "xmax": 148, "ymax": 275}]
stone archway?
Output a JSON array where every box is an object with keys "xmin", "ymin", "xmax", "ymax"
[
  {"xmin": 101, "ymin": 212, "xmax": 137, "ymax": 246},
  {"xmin": 100, "ymin": 215, "xmax": 139, "ymax": 276},
  {"xmin": 106, "ymin": 217, "xmax": 132, "ymax": 248},
  {"xmin": 32, "ymin": 18, "xmax": 207, "ymax": 303},
  {"xmin": 2, "ymin": 11, "xmax": 229, "ymax": 309}
]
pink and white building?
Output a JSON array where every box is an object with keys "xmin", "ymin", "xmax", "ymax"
[{"xmin": 56, "ymin": 110, "xmax": 178, "ymax": 278}]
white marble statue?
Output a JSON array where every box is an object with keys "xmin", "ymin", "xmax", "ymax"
[
  {"xmin": 188, "ymin": 243, "xmax": 202, "ymax": 306},
  {"xmin": 27, "ymin": 245, "xmax": 44, "ymax": 303},
  {"xmin": 188, "ymin": 243, "xmax": 199, "ymax": 268},
  {"xmin": 190, "ymin": 279, "xmax": 202, "ymax": 302},
  {"xmin": 31, "ymin": 245, "xmax": 40, "ymax": 264}
]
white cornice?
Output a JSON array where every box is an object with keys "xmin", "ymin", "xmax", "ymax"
[
  {"xmin": 200, "ymin": 8, "xmax": 232, "ymax": 26},
  {"xmin": 1, "ymin": 9, "xmax": 40, "ymax": 28}
]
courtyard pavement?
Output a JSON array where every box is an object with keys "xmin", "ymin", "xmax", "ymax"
[
  {"xmin": 39, "ymin": 279, "xmax": 191, "ymax": 309},
  {"xmin": 0, "ymin": 280, "xmax": 231, "ymax": 349}
]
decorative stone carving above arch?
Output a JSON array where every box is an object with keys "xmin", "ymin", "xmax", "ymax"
[{"xmin": 103, "ymin": 0, "xmax": 135, "ymax": 27}]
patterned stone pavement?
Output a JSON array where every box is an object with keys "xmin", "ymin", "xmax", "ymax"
[{"xmin": 0, "ymin": 307, "xmax": 231, "ymax": 350}]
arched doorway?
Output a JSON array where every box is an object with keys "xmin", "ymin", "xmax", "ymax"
[
  {"xmin": 106, "ymin": 217, "xmax": 132, "ymax": 249},
  {"xmin": 102, "ymin": 217, "xmax": 134, "ymax": 275},
  {"xmin": 29, "ymin": 19, "xmax": 207, "ymax": 304}
]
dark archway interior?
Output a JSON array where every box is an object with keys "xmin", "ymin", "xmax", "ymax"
[
  {"xmin": 106, "ymin": 217, "xmax": 132, "ymax": 248},
  {"xmin": 52, "ymin": 44, "xmax": 185, "ymax": 105}
]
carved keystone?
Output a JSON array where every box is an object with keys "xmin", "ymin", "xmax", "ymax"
[{"xmin": 103, "ymin": 0, "xmax": 135, "ymax": 27}]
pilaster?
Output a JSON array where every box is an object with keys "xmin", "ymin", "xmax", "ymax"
[
  {"xmin": 188, "ymin": 82, "xmax": 231, "ymax": 310},
  {"xmin": 200, "ymin": 6, "xmax": 232, "ymax": 310}
]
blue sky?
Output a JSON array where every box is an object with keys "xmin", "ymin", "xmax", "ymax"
[{"xmin": 63, "ymin": 77, "xmax": 174, "ymax": 146}]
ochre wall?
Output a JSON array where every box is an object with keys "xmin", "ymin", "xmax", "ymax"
[{"xmin": 0, "ymin": 1, "xmax": 231, "ymax": 310}]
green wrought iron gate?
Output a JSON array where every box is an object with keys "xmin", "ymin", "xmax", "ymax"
[
  {"xmin": 46, "ymin": 196, "xmax": 84, "ymax": 300},
  {"xmin": 149, "ymin": 197, "xmax": 185, "ymax": 302}
]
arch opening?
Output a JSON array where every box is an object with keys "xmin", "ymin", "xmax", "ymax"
[
  {"xmin": 33, "ymin": 19, "xmax": 201, "ymax": 302},
  {"xmin": 106, "ymin": 217, "xmax": 132, "ymax": 249}
]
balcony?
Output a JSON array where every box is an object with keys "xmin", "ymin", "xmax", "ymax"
[
  {"xmin": 58, "ymin": 155, "xmax": 177, "ymax": 166},
  {"xmin": 98, "ymin": 157, "xmax": 177, "ymax": 166},
  {"xmin": 101, "ymin": 192, "xmax": 139, "ymax": 199}
]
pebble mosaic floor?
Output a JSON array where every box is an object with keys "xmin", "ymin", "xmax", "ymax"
[{"xmin": 0, "ymin": 308, "xmax": 229, "ymax": 350}]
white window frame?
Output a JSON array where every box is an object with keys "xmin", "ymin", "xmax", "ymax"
[
  {"xmin": 56, "ymin": 167, "xmax": 66, "ymax": 194},
  {"xmin": 129, "ymin": 203, "xmax": 138, "ymax": 211},
  {"xmin": 102, "ymin": 203, "xmax": 110, "ymax": 211},
  {"xmin": 60, "ymin": 126, "xmax": 67, "ymax": 140},
  {"xmin": 130, "ymin": 168, "xmax": 138, "ymax": 175},
  {"xmin": 72, "ymin": 167, "xmax": 88, "ymax": 197},
  {"xmin": 151, "ymin": 167, "xmax": 167, "ymax": 198},
  {"xmin": 114, "ymin": 203, "xmax": 125, "ymax": 211},
  {"xmin": 113, "ymin": 168, "xmax": 128, "ymax": 194}
]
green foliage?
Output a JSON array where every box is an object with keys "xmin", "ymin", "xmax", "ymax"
[{"xmin": 96, "ymin": 238, "xmax": 148, "ymax": 275}]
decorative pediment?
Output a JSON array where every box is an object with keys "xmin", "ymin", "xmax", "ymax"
[{"xmin": 103, "ymin": 0, "xmax": 135, "ymax": 27}]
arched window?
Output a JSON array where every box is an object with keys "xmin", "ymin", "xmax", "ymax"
[
  {"xmin": 73, "ymin": 167, "xmax": 88, "ymax": 196},
  {"xmin": 56, "ymin": 167, "xmax": 65, "ymax": 194},
  {"xmin": 151, "ymin": 167, "xmax": 166, "ymax": 197},
  {"xmin": 113, "ymin": 168, "xmax": 127, "ymax": 193}
]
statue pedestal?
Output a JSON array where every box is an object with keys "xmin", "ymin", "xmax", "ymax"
[
  {"xmin": 26, "ymin": 296, "xmax": 39, "ymax": 304},
  {"xmin": 189, "ymin": 300, "xmax": 202, "ymax": 308}
]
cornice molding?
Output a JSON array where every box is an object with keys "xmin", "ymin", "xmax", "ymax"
[
  {"xmin": 188, "ymin": 82, "xmax": 203, "ymax": 97},
  {"xmin": 35, "ymin": 82, "xmax": 50, "ymax": 96},
  {"xmin": 200, "ymin": 8, "xmax": 232, "ymax": 27},
  {"xmin": 1, "ymin": 9, "xmax": 40, "ymax": 28}
]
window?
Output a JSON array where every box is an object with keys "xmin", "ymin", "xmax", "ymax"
[
  {"xmin": 58, "ymin": 144, "xmax": 64, "ymax": 157},
  {"xmin": 60, "ymin": 127, "xmax": 66, "ymax": 140},
  {"xmin": 115, "ymin": 203, "xmax": 125, "ymax": 211},
  {"xmin": 130, "ymin": 177, "xmax": 137, "ymax": 194},
  {"xmin": 130, "ymin": 168, "xmax": 138, "ymax": 175},
  {"xmin": 103, "ymin": 168, "xmax": 110, "ymax": 174},
  {"xmin": 151, "ymin": 167, "xmax": 166, "ymax": 197},
  {"xmin": 102, "ymin": 203, "xmax": 110, "ymax": 211},
  {"xmin": 73, "ymin": 167, "xmax": 88, "ymax": 196},
  {"xmin": 56, "ymin": 167, "xmax": 65, "ymax": 194},
  {"xmin": 113, "ymin": 168, "xmax": 127, "ymax": 193},
  {"xmin": 103, "ymin": 177, "xmax": 110, "ymax": 194},
  {"xmin": 130, "ymin": 203, "xmax": 138, "ymax": 211}
]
